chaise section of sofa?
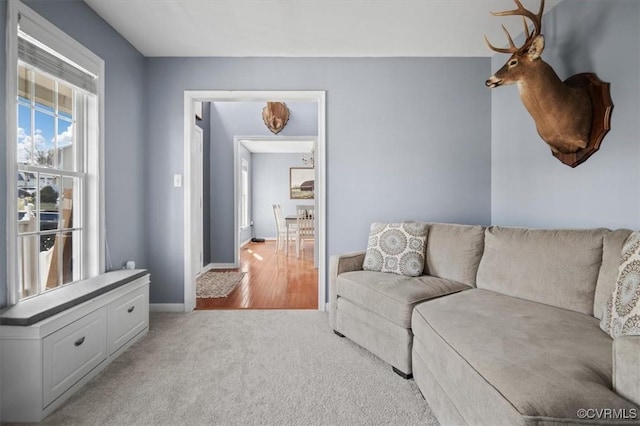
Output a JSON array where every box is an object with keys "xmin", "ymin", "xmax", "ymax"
[
  {"xmin": 413, "ymin": 289, "xmax": 637, "ymax": 425},
  {"xmin": 329, "ymin": 222, "xmax": 485, "ymax": 378},
  {"xmin": 411, "ymin": 226, "xmax": 640, "ymax": 425}
]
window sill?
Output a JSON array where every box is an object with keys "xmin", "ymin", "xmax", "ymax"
[{"xmin": 0, "ymin": 269, "xmax": 148, "ymax": 326}]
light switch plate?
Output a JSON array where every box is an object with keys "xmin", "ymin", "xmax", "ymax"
[{"xmin": 173, "ymin": 174, "xmax": 182, "ymax": 187}]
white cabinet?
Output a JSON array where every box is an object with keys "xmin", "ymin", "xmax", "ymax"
[
  {"xmin": 0, "ymin": 272, "xmax": 149, "ymax": 423},
  {"xmin": 108, "ymin": 285, "xmax": 147, "ymax": 355},
  {"xmin": 43, "ymin": 307, "xmax": 108, "ymax": 407}
]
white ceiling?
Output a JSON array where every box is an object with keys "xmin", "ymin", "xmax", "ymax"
[{"xmin": 82, "ymin": 0, "xmax": 561, "ymax": 58}]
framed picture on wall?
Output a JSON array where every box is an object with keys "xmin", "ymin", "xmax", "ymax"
[{"xmin": 290, "ymin": 167, "xmax": 315, "ymax": 200}]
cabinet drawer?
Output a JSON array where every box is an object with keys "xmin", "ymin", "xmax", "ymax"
[
  {"xmin": 108, "ymin": 286, "xmax": 148, "ymax": 355},
  {"xmin": 43, "ymin": 308, "xmax": 107, "ymax": 407}
]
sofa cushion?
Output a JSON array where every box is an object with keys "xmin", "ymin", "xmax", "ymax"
[
  {"xmin": 412, "ymin": 289, "xmax": 637, "ymax": 423},
  {"xmin": 425, "ymin": 223, "xmax": 485, "ymax": 287},
  {"xmin": 363, "ymin": 222, "xmax": 428, "ymax": 277},
  {"xmin": 601, "ymin": 231, "xmax": 640, "ymax": 338},
  {"xmin": 476, "ymin": 226, "xmax": 607, "ymax": 315},
  {"xmin": 336, "ymin": 271, "xmax": 469, "ymax": 329},
  {"xmin": 594, "ymin": 229, "xmax": 633, "ymax": 320}
]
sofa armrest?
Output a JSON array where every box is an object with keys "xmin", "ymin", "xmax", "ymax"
[
  {"xmin": 613, "ymin": 335, "xmax": 640, "ymax": 406},
  {"xmin": 328, "ymin": 251, "xmax": 366, "ymax": 329}
]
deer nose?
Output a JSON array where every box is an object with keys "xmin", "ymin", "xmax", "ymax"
[{"xmin": 485, "ymin": 77, "xmax": 503, "ymax": 88}]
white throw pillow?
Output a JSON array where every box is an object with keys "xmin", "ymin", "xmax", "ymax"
[
  {"xmin": 600, "ymin": 230, "xmax": 640, "ymax": 338},
  {"xmin": 362, "ymin": 222, "xmax": 428, "ymax": 277}
]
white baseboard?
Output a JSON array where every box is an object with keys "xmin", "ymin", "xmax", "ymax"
[
  {"xmin": 149, "ymin": 303, "xmax": 185, "ymax": 312},
  {"xmin": 211, "ymin": 263, "xmax": 238, "ymax": 269},
  {"xmin": 240, "ymin": 238, "xmax": 251, "ymax": 248}
]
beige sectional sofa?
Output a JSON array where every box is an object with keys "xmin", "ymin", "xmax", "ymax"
[{"xmin": 329, "ymin": 223, "xmax": 640, "ymax": 425}]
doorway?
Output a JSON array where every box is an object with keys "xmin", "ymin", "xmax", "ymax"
[
  {"xmin": 182, "ymin": 91, "xmax": 326, "ymax": 312},
  {"xmin": 235, "ymin": 136, "xmax": 318, "ymax": 267}
]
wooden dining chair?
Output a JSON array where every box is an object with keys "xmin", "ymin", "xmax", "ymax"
[
  {"xmin": 273, "ymin": 204, "xmax": 296, "ymax": 253},
  {"xmin": 295, "ymin": 204, "xmax": 315, "ymax": 258}
]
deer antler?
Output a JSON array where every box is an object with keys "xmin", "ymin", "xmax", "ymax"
[{"xmin": 485, "ymin": 0, "xmax": 545, "ymax": 54}]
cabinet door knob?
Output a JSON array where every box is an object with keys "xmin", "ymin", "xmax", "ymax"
[
  {"xmin": 127, "ymin": 306, "xmax": 135, "ymax": 313},
  {"xmin": 74, "ymin": 337, "xmax": 86, "ymax": 347}
]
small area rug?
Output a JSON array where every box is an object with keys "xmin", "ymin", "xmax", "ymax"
[{"xmin": 196, "ymin": 271, "xmax": 245, "ymax": 298}]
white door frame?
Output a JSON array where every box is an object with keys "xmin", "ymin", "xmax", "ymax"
[
  {"xmin": 191, "ymin": 125, "xmax": 204, "ymax": 276},
  {"xmin": 183, "ymin": 91, "xmax": 327, "ymax": 312}
]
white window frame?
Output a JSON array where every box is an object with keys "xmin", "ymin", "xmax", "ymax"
[{"xmin": 5, "ymin": 0, "xmax": 105, "ymax": 305}]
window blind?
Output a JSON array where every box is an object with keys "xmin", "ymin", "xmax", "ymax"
[{"xmin": 18, "ymin": 36, "xmax": 97, "ymax": 94}]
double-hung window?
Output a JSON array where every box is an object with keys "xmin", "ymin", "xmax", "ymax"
[{"xmin": 7, "ymin": 0, "xmax": 104, "ymax": 304}]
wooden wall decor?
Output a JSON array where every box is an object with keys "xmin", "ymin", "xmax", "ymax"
[
  {"xmin": 554, "ymin": 73, "xmax": 613, "ymax": 167},
  {"xmin": 262, "ymin": 102, "xmax": 290, "ymax": 135},
  {"xmin": 484, "ymin": 0, "xmax": 613, "ymax": 167}
]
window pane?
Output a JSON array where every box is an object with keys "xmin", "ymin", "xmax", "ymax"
[
  {"xmin": 57, "ymin": 118, "xmax": 75, "ymax": 171},
  {"xmin": 58, "ymin": 82, "xmax": 73, "ymax": 118},
  {"xmin": 17, "ymin": 197, "xmax": 37, "ymax": 235},
  {"xmin": 17, "ymin": 104, "xmax": 32, "ymax": 164},
  {"xmin": 34, "ymin": 110, "xmax": 55, "ymax": 167},
  {"xmin": 18, "ymin": 235, "xmax": 40, "ymax": 298},
  {"xmin": 35, "ymin": 72, "xmax": 55, "ymax": 112},
  {"xmin": 61, "ymin": 231, "xmax": 81, "ymax": 285},
  {"xmin": 18, "ymin": 64, "xmax": 32, "ymax": 102},
  {"xmin": 38, "ymin": 174, "xmax": 60, "ymax": 232},
  {"xmin": 42, "ymin": 233, "xmax": 59, "ymax": 290},
  {"xmin": 60, "ymin": 177, "xmax": 78, "ymax": 229}
]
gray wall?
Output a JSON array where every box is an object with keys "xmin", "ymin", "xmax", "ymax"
[
  {"xmin": 252, "ymin": 153, "xmax": 310, "ymax": 239},
  {"xmin": 2, "ymin": 0, "xmax": 639, "ymax": 308},
  {"xmin": 0, "ymin": 0, "xmax": 146, "ymax": 307},
  {"xmin": 491, "ymin": 0, "xmax": 640, "ymax": 230},
  {"xmin": 145, "ymin": 57, "xmax": 492, "ymax": 303},
  {"xmin": 209, "ymin": 101, "xmax": 318, "ymax": 264}
]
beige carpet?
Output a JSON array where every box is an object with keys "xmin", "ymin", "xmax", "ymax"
[
  {"xmin": 39, "ymin": 310, "xmax": 439, "ymax": 425},
  {"xmin": 196, "ymin": 271, "xmax": 245, "ymax": 298}
]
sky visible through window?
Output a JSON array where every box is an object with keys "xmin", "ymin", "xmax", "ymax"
[{"xmin": 17, "ymin": 92, "xmax": 73, "ymax": 166}]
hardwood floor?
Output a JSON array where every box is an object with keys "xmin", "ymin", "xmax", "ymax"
[{"xmin": 195, "ymin": 240, "xmax": 318, "ymax": 310}]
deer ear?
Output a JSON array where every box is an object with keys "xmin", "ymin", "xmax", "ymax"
[{"xmin": 527, "ymin": 35, "xmax": 545, "ymax": 59}]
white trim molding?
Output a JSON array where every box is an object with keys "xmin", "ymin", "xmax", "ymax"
[
  {"xmin": 210, "ymin": 263, "xmax": 237, "ymax": 270},
  {"xmin": 183, "ymin": 90, "xmax": 327, "ymax": 312},
  {"xmin": 6, "ymin": 0, "xmax": 20, "ymax": 305}
]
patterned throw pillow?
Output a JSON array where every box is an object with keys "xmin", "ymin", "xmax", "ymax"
[
  {"xmin": 600, "ymin": 231, "xmax": 640, "ymax": 338},
  {"xmin": 362, "ymin": 222, "xmax": 428, "ymax": 277}
]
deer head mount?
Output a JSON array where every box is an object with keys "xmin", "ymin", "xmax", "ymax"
[
  {"xmin": 262, "ymin": 102, "xmax": 290, "ymax": 135},
  {"xmin": 485, "ymin": 0, "xmax": 613, "ymax": 167}
]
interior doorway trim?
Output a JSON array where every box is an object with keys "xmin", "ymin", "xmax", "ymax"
[{"xmin": 183, "ymin": 91, "xmax": 327, "ymax": 312}]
